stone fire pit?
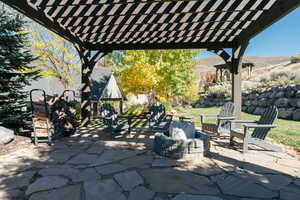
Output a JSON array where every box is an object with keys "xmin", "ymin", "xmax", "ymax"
[{"xmin": 153, "ymin": 121, "xmax": 210, "ymax": 159}]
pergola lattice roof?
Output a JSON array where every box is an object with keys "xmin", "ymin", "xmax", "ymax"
[{"xmin": 2, "ymin": 0, "xmax": 300, "ymax": 51}]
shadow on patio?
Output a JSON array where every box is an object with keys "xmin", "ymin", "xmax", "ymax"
[{"xmin": 0, "ymin": 119, "xmax": 300, "ymax": 200}]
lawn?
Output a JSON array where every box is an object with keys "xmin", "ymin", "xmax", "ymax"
[{"xmin": 176, "ymin": 107, "xmax": 300, "ymax": 149}]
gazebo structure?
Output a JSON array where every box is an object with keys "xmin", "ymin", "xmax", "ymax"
[
  {"xmin": 1, "ymin": 0, "xmax": 299, "ymax": 126},
  {"xmin": 214, "ymin": 61, "xmax": 255, "ymax": 82},
  {"xmin": 99, "ymin": 73, "xmax": 126, "ymax": 114}
]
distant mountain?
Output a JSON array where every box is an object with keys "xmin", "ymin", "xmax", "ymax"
[{"xmin": 195, "ymin": 56, "xmax": 291, "ymax": 73}]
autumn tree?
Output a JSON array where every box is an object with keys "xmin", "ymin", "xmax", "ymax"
[
  {"xmin": 30, "ymin": 23, "xmax": 80, "ymax": 89},
  {"xmin": 109, "ymin": 49, "xmax": 201, "ymax": 104}
]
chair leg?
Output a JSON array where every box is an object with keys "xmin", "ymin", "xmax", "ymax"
[
  {"xmin": 243, "ymin": 138, "xmax": 249, "ymax": 153},
  {"xmin": 229, "ymin": 135, "xmax": 234, "ymax": 146}
]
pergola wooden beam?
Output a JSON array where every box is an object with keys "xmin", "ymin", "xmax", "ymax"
[
  {"xmin": 237, "ymin": 0, "xmax": 300, "ymax": 42},
  {"xmin": 0, "ymin": 0, "xmax": 85, "ymax": 47},
  {"xmin": 75, "ymin": 46, "xmax": 111, "ymax": 126},
  {"xmin": 1, "ymin": 0, "xmax": 299, "ymax": 126}
]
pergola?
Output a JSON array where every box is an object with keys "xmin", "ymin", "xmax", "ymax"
[
  {"xmin": 1, "ymin": 0, "xmax": 299, "ymax": 126},
  {"xmin": 214, "ymin": 61, "xmax": 255, "ymax": 82}
]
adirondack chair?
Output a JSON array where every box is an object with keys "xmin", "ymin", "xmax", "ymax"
[
  {"xmin": 229, "ymin": 106, "xmax": 282, "ymax": 153},
  {"xmin": 200, "ymin": 102, "xmax": 235, "ymax": 136},
  {"xmin": 99, "ymin": 103, "xmax": 131, "ymax": 134},
  {"xmin": 148, "ymin": 104, "xmax": 173, "ymax": 133}
]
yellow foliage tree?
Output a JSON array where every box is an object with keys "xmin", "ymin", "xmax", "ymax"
[
  {"xmin": 30, "ymin": 23, "xmax": 80, "ymax": 89},
  {"xmin": 110, "ymin": 49, "xmax": 201, "ymax": 104}
]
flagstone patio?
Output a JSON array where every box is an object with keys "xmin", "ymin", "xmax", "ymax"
[{"xmin": 0, "ymin": 124, "xmax": 299, "ymax": 200}]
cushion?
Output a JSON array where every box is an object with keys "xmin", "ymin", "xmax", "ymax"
[
  {"xmin": 170, "ymin": 128, "xmax": 187, "ymax": 140},
  {"xmin": 169, "ymin": 121, "xmax": 196, "ymax": 139}
]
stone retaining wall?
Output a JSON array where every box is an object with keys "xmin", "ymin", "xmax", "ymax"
[
  {"xmin": 197, "ymin": 84, "xmax": 300, "ymax": 121},
  {"xmin": 243, "ymin": 84, "xmax": 300, "ymax": 121}
]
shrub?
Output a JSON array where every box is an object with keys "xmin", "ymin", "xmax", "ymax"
[{"xmin": 207, "ymin": 83, "xmax": 231, "ymax": 98}]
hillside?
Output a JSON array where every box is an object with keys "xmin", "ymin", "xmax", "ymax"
[{"xmin": 195, "ymin": 56, "xmax": 291, "ymax": 73}]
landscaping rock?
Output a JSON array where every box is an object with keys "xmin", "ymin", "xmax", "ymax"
[
  {"xmin": 0, "ymin": 126, "xmax": 14, "ymax": 144},
  {"xmin": 253, "ymin": 107, "xmax": 265, "ymax": 115},
  {"xmin": 275, "ymin": 98, "xmax": 289, "ymax": 107},
  {"xmin": 114, "ymin": 170, "xmax": 144, "ymax": 191},
  {"xmin": 292, "ymin": 109, "xmax": 300, "ymax": 121},
  {"xmin": 278, "ymin": 108, "xmax": 294, "ymax": 119},
  {"xmin": 26, "ymin": 176, "xmax": 68, "ymax": 195}
]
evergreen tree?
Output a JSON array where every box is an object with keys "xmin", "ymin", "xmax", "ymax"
[{"xmin": 0, "ymin": 9, "xmax": 39, "ymax": 131}]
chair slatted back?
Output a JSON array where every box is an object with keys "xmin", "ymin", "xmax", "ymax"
[
  {"xmin": 218, "ymin": 102, "xmax": 235, "ymax": 133},
  {"xmin": 99, "ymin": 103, "xmax": 118, "ymax": 127},
  {"xmin": 219, "ymin": 102, "xmax": 235, "ymax": 117},
  {"xmin": 252, "ymin": 106, "xmax": 278, "ymax": 140},
  {"xmin": 149, "ymin": 104, "xmax": 166, "ymax": 124}
]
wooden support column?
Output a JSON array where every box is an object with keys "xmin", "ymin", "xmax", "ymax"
[
  {"xmin": 75, "ymin": 45, "xmax": 110, "ymax": 126},
  {"xmin": 231, "ymin": 42, "xmax": 248, "ymax": 120}
]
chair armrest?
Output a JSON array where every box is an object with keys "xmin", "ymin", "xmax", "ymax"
[
  {"xmin": 200, "ymin": 114, "xmax": 218, "ymax": 124},
  {"xmin": 230, "ymin": 120, "xmax": 257, "ymax": 124},
  {"xmin": 217, "ymin": 116, "xmax": 235, "ymax": 120},
  {"xmin": 200, "ymin": 114, "xmax": 218, "ymax": 118},
  {"xmin": 244, "ymin": 124, "xmax": 277, "ymax": 129}
]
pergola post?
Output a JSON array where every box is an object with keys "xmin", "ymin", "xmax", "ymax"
[
  {"xmin": 231, "ymin": 42, "xmax": 249, "ymax": 120},
  {"xmin": 75, "ymin": 46, "xmax": 109, "ymax": 126}
]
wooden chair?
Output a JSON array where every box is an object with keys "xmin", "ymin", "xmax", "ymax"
[
  {"xmin": 200, "ymin": 102, "xmax": 235, "ymax": 136},
  {"xmin": 99, "ymin": 103, "xmax": 131, "ymax": 135},
  {"xmin": 148, "ymin": 104, "xmax": 173, "ymax": 133},
  {"xmin": 230, "ymin": 106, "xmax": 282, "ymax": 153}
]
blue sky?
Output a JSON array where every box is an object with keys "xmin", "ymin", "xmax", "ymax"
[{"xmin": 198, "ymin": 7, "xmax": 300, "ymax": 58}]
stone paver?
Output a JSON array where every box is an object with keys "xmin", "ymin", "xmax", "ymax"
[
  {"xmin": 91, "ymin": 149, "xmax": 137, "ymax": 166},
  {"xmin": 211, "ymin": 173, "xmax": 277, "ymax": 199},
  {"xmin": 96, "ymin": 163, "xmax": 129, "ymax": 175},
  {"xmin": 172, "ymin": 194, "xmax": 224, "ymax": 200},
  {"xmin": 67, "ymin": 153, "xmax": 99, "ymax": 165},
  {"xmin": 114, "ymin": 170, "xmax": 144, "ymax": 191},
  {"xmin": 0, "ymin": 171, "xmax": 36, "ymax": 190},
  {"xmin": 120, "ymin": 155, "xmax": 153, "ymax": 168},
  {"xmin": 236, "ymin": 171, "xmax": 292, "ymax": 190},
  {"xmin": 280, "ymin": 184, "xmax": 300, "ymax": 200},
  {"xmin": 0, "ymin": 127, "xmax": 300, "ymax": 200},
  {"xmin": 39, "ymin": 167, "xmax": 79, "ymax": 178},
  {"xmin": 71, "ymin": 168, "xmax": 101, "ymax": 182},
  {"xmin": 29, "ymin": 184, "xmax": 81, "ymax": 200},
  {"xmin": 26, "ymin": 176, "xmax": 68, "ymax": 195},
  {"xmin": 86, "ymin": 144, "xmax": 105, "ymax": 154},
  {"xmin": 84, "ymin": 179, "xmax": 126, "ymax": 200},
  {"xmin": 0, "ymin": 188, "xmax": 23, "ymax": 200},
  {"xmin": 128, "ymin": 186, "xmax": 155, "ymax": 200},
  {"xmin": 141, "ymin": 168, "xmax": 220, "ymax": 195}
]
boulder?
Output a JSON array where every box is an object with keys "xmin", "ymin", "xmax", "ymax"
[
  {"xmin": 278, "ymin": 108, "xmax": 294, "ymax": 119},
  {"xmin": 275, "ymin": 98, "xmax": 289, "ymax": 108},
  {"xmin": 253, "ymin": 107, "xmax": 266, "ymax": 115},
  {"xmin": 292, "ymin": 109, "xmax": 300, "ymax": 121},
  {"xmin": 275, "ymin": 91, "xmax": 285, "ymax": 98},
  {"xmin": 0, "ymin": 126, "xmax": 15, "ymax": 144},
  {"xmin": 289, "ymin": 99, "xmax": 300, "ymax": 108},
  {"xmin": 246, "ymin": 106, "xmax": 256, "ymax": 114},
  {"xmin": 285, "ymin": 89, "xmax": 295, "ymax": 97},
  {"xmin": 295, "ymin": 90, "xmax": 300, "ymax": 98},
  {"xmin": 258, "ymin": 98, "xmax": 268, "ymax": 107}
]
